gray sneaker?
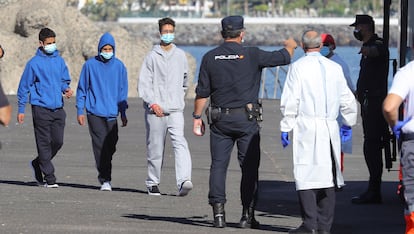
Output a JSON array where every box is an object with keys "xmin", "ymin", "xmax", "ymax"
[{"xmin": 178, "ymin": 180, "xmax": 193, "ymax": 197}]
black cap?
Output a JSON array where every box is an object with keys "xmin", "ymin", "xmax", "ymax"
[
  {"xmin": 350, "ymin": 14, "xmax": 374, "ymax": 26},
  {"xmin": 221, "ymin": 15, "xmax": 244, "ymax": 31}
]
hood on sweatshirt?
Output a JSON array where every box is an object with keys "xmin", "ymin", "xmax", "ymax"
[{"xmin": 98, "ymin": 32, "xmax": 116, "ymax": 55}]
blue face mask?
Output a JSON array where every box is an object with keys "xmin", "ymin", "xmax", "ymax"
[
  {"xmin": 44, "ymin": 43, "xmax": 57, "ymax": 54},
  {"xmin": 160, "ymin": 33, "xmax": 174, "ymax": 44},
  {"xmin": 320, "ymin": 46, "xmax": 330, "ymax": 57},
  {"xmin": 100, "ymin": 52, "xmax": 113, "ymax": 60}
]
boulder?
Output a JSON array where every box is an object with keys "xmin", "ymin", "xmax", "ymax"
[{"xmin": 0, "ymin": 0, "xmax": 197, "ymax": 98}]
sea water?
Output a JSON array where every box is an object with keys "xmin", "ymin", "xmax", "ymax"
[{"xmin": 181, "ymin": 45, "xmax": 398, "ymax": 99}]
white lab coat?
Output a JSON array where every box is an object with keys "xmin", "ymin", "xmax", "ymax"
[{"xmin": 280, "ymin": 52, "xmax": 357, "ymax": 191}]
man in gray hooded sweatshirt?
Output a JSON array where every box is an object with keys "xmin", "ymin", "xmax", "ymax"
[{"xmin": 138, "ymin": 17, "xmax": 192, "ymax": 197}]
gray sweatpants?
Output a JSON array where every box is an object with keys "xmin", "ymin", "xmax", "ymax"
[{"xmin": 144, "ymin": 111, "xmax": 192, "ymax": 190}]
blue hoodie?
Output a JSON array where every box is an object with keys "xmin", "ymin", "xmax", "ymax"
[
  {"xmin": 76, "ymin": 32, "xmax": 128, "ymax": 119},
  {"xmin": 17, "ymin": 48, "xmax": 71, "ymax": 113}
]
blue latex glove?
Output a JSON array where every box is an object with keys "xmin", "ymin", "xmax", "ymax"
[
  {"xmin": 281, "ymin": 132, "xmax": 290, "ymax": 148},
  {"xmin": 340, "ymin": 125, "xmax": 352, "ymax": 142},
  {"xmin": 393, "ymin": 116, "xmax": 412, "ymax": 140}
]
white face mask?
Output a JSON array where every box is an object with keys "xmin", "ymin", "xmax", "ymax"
[
  {"xmin": 160, "ymin": 33, "xmax": 174, "ymax": 44},
  {"xmin": 44, "ymin": 43, "xmax": 57, "ymax": 54},
  {"xmin": 100, "ymin": 52, "xmax": 113, "ymax": 60}
]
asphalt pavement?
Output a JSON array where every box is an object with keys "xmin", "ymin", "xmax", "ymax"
[{"xmin": 0, "ymin": 96, "xmax": 405, "ymax": 234}]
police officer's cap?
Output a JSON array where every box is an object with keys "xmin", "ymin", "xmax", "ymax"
[
  {"xmin": 350, "ymin": 14, "xmax": 374, "ymax": 27},
  {"xmin": 221, "ymin": 15, "xmax": 244, "ymax": 31}
]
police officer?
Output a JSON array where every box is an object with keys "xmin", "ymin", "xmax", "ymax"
[
  {"xmin": 350, "ymin": 14, "xmax": 390, "ymax": 204},
  {"xmin": 192, "ymin": 15, "xmax": 297, "ymax": 229}
]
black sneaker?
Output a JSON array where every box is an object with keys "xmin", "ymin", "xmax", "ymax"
[
  {"xmin": 147, "ymin": 185, "xmax": 161, "ymax": 196},
  {"xmin": 351, "ymin": 191, "xmax": 382, "ymax": 204},
  {"xmin": 30, "ymin": 160, "xmax": 43, "ymax": 185}
]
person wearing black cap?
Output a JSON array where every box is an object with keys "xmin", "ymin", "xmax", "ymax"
[
  {"xmin": 350, "ymin": 14, "xmax": 390, "ymax": 204},
  {"xmin": 192, "ymin": 15, "xmax": 297, "ymax": 229}
]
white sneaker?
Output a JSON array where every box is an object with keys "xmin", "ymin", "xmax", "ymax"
[
  {"xmin": 44, "ymin": 183, "xmax": 59, "ymax": 188},
  {"xmin": 100, "ymin": 182, "xmax": 112, "ymax": 191},
  {"xmin": 178, "ymin": 180, "xmax": 193, "ymax": 196}
]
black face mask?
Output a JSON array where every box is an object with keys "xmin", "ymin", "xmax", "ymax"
[{"xmin": 353, "ymin": 29, "xmax": 363, "ymax": 41}]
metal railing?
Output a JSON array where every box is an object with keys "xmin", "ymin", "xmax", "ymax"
[{"xmin": 259, "ymin": 65, "xmax": 288, "ymax": 99}]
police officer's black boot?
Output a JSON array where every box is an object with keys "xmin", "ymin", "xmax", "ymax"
[
  {"xmin": 239, "ymin": 206, "xmax": 260, "ymax": 229},
  {"xmin": 212, "ymin": 203, "xmax": 226, "ymax": 228},
  {"xmin": 351, "ymin": 181, "xmax": 382, "ymax": 204}
]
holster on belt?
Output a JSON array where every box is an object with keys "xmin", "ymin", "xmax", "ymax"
[
  {"xmin": 246, "ymin": 99, "xmax": 263, "ymax": 122},
  {"xmin": 205, "ymin": 105, "xmax": 221, "ymax": 125},
  {"xmin": 206, "ymin": 100, "xmax": 263, "ymax": 124}
]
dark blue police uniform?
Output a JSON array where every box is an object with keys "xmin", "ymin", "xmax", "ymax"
[
  {"xmin": 353, "ymin": 34, "xmax": 389, "ymax": 203},
  {"xmin": 196, "ymin": 41, "xmax": 291, "ymax": 211}
]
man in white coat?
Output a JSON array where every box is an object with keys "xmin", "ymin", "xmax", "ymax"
[{"xmin": 280, "ymin": 30, "xmax": 357, "ymax": 234}]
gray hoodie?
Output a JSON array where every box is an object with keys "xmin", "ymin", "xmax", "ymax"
[{"xmin": 138, "ymin": 44, "xmax": 188, "ymax": 112}]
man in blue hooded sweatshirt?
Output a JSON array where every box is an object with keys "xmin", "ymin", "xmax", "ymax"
[
  {"xmin": 76, "ymin": 32, "xmax": 128, "ymax": 191},
  {"xmin": 17, "ymin": 28, "xmax": 73, "ymax": 188}
]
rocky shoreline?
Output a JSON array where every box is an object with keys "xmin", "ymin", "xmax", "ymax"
[{"xmin": 111, "ymin": 20, "xmax": 399, "ymax": 47}]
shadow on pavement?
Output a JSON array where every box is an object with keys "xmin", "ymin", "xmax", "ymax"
[
  {"xmin": 256, "ymin": 180, "xmax": 405, "ymax": 234},
  {"xmin": 122, "ymin": 213, "xmax": 291, "ymax": 232},
  {"xmin": 0, "ymin": 179, "xmax": 148, "ymax": 194},
  {"xmin": 122, "ymin": 214, "xmax": 212, "ymax": 228}
]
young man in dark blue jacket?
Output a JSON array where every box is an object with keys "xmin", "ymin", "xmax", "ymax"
[
  {"xmin": 76, "ymin": 32, "xmax": 128, "ymax": 191},
  {"xmin": 17, "ymin": 28, "xmax": 73, "ymax": 188}
]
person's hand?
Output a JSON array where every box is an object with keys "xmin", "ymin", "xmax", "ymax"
[
  {"xmin": 284, "ymin": 37, "xmax": 298, "ymax": 49},
  {"xmin": 0, "ymin": 104, "xmax": 11, "ymax": 127},
  {"xmin": 359, "ymin": 46, "xmax": 379, "ymax": 57},
  {"xmin": 64, "ymin": 88, "xmax": 73, "ymax": 98},
  {"xmin": 77, "ymin": 115, "xmax": 85, "ymax": 126},
  {"xmin": 359, "ymin": 46, "xmax": 370, "ymax": 56},
  {"xmin": 340, "ymin": 125, "xmax": 352, "ymax": 142},
  {"xmin": 150, "ymin": 104, "xmax": 164, "ymax": 117},
  {"xmin": 17, "ymin": 113, "xmax": 25, "ymax": 124},
  {"xmin": 193, "ymin": 118, "xmax": 205, "ymax": 136},
  {"xmin": 393, "ymin": 117, "xmax": 412, "ymax": 140},
  {"xmin": 121, "ymin": 115, "xmax": 128, "ymax": 127},
  {"xmin": 284, "ymin": 38, "xmax": 298, "ymax": 58},
  {"xmin": 281, "ymin": 132, "xmax": 290, "ymax": 148}
]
